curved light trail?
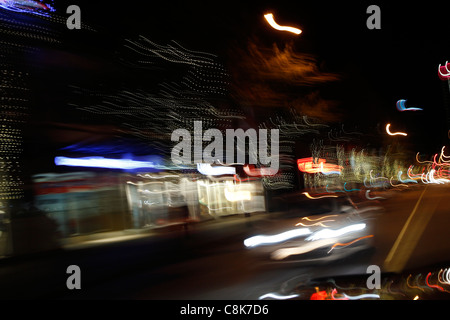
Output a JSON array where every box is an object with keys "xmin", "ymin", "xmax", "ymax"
[
  {"xmin": 264, "ymin": 13, "xmax": 302, "ymax": 35},
  {"xmin": 396, "ymin": 99, "xmax": 423, "ymax": 112},
  {"xmin": 386, "ymin": 123, "xmax": 407, "ymax": 136}
]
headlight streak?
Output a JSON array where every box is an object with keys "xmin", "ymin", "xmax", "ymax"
[
  {"xmin": 386, "ymin": 123, "xmax": 407, "ymax": 136},
  {"xmin": 327, "ymin": 235, "xmax": 374, "ymax": 254},
  {"xmin": 243, "ymin": 228, "xmax": 312, "ymax": 248},
  {"xmin": 258, "ymin": 292, "xmax": 300, "ymax": 300},
  {"xmin": 439, "ymin": 268, "xmax": 450, "ymax": 285},
  {"xmin": 429, "ymin": 169, "xmax": 449, "ymax": 184},
  {"xmin": 197, "ymin": 163, "xmax": 236, "ymax": 176},
  {"xmin": 331, "ymin": 289, "xmax": 381, "ymax": 300},
  {"xmin": 342, "ymin": 292, "xmax": 380, "ymax": 300},
  {"xmin": 263, "ymin": 13, "xmax": 302, "ymax": 35},
  {"xmin": 271, "ymin": 239, "xmax": 337, "ymax": 260},
  {"xmin": 439, "ymin": 146, "xmax": 450, "ymax": 163},
  {"xmin": 305, "ymin": 223, "xmax": 366, "ymax": 241}
]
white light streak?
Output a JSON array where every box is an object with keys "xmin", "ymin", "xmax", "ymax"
[
  {"xmin": 305, "ymin": 223, "xmax": 366, "ymax": 241},
  {"xmin": 258, "ymin": 292, "xmax": 299, "ymax": 300},
  {"xmin": 244, "ymin": 228, "xmax": 312, "ymax": 248},
  {"xmin": 197, "ymin": 163, "xmax": 236, "ymax": 176}
]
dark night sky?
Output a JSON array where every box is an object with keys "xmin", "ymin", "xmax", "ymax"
[{"xmin": 47, "ymin": 0, "xmax": 450, "ymax": 155}]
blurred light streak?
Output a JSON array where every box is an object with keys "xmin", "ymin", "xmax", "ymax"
[
  {"xmin": 330, "ymin": 288, "xmax": 348, "ymax": 300},
  {"xmin": 426, "ymin": 272, "xmax": 445, "ymax": 292},
  {"xmin": 396, "ymin": 99, "xmax": 423, "ymax": 112},
  {"xmin": 443, "ymin": 268, "xmax": 450, "ymax": 284},
  {"xmin": 224, "ymin": 188, "xmax": 252, "ymax": 202},
  {"xmin": 439, "ymin": 146, "xmax": 450, "ymax": 163},
  {"xmin": 343, "ymin": 182, "xmax": 360, "ymax": 192},
  {"xmin": 297, "ymin": 158, "xmax": 343, "ymax": 175},
  {"xmin": 310, "ymin": 290, "xmax": 328, "ymax": 300},
  {"xmin": 325, "ymin": 185, "xmax": 345, "ymax": 193},
  {"xmin": 407, "ymin": 274, "xmax": 426, "ymax": 292},
  {"xmin": 365, "ymin": 190, "xmax": 385, "ymax": 200},
  {"xmin": 398, "ymin": 171, "xmax": 418, "ymax": 184},
  {"xmin": 407, "ymin": 166, "xmax": 423, "ymax": 181},
  {"xmin": 244, "ymin": 228, "xmax": 311, "ymax": 248},
  {"xmin": 305, "ymin": 223, "xmax": 366, "ymax": 241},
  {"xmin": 387, "ymin": 280, "xmax": 406, "ymax": 297},
  {"xmin": 197, "ymin": 163, "xmax": 236, "ymax": 176},
  {"xmin": 243, "ymin": 164, "xmax": 277, "ymax": 176},
  {"xmin": 421, "ymin": 172, "xmax": 429, "ymax": 184},
  {"xmin": 386, "ymin": 123, "xmax": 407, "ymax": 136},
  {"xmin": 263, "ymin": 13, "xmax": 302, "ymax": 35},
  {"xmin": 438, "ymin": 61, "xmax": 450, "ymax": 80},
  {"xmin": 296, "ymin": 220, "xmax": 333, "ymax": 227},
  {"xmin": 429, "ymin": 169, "xmax": 449, "ymax": 184},
  {"xmin": 390, "ymin": 177, "xmax": 408, "ymax": 188},
  {"xmin": 137, "ymin": 173, "xmax": 180, "ymax": 179},
  {"xmin": 343, "ymin": 292, "xmax": 380, "ymax": 300},
  {"xmin": 0, "ymin": 0, "xmax": 55, "ymax": 16},
  {"xmin": 302, "ymin": 215, "xmax": 338, "ymax": 222},
  {"xmin": 271, "ymin": 239, "xmax": 336, "ymax": 260},
  {"xmin": 369, "ymin": 170, "xmax": 389, "ymax": 182},
  {"xmin": 327, "ymin": 235, "xmax": 374, "ymax": 253},
  {"xmin": 416, "ymin": 152, "xmax": 433, "ymax": 164},
  {"xmin": 55, "ymin": 156, "xmax": 160, "ymax": 170},
  {"xmin": 302, "ymin": 192, "xmax": 337, "ymax": 200},
  {"xmin": 413, "ymin": 295, "xmax": 420, "ymax": 300},
  {"xmin": 258, "ymin": 292, "xmax": 299, "ymax": 300}
]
